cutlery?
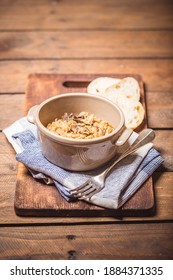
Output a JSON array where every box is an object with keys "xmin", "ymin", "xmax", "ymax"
[{"xmin": 70, "ymin": 129, "xmax": 155, "ymax": 200}]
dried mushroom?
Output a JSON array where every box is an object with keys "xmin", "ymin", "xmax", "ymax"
[{"xmin": 47, "ymin": 112, "xmax": 114, "ymax": 139}]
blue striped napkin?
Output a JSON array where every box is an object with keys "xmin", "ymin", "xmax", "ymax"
[{"xmin": 3, "ymin": 117, "xmax": 164, "ymax": 209}]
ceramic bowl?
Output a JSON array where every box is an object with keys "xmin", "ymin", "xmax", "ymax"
[{"xmin": 27, "ymin": 93, "xmax": 132, "ymax": 171}]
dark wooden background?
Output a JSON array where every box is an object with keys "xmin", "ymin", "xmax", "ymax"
[{"xmin": 0, "ymin": 0, "xmax": 173, "ymax": 259}]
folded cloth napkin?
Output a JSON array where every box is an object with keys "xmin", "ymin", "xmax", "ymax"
[{"xmin": 3, "ymin": 117, "xmax": 164, "ymax": 209}]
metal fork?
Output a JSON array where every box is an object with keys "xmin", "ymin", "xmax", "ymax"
[{"xmin": 70, "ymin": 129, "xmax": 155, "ymax": 200}]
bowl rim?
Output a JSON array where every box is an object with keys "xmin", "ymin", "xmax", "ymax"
[{"xmin": 35, "ymin": 93, "xmax": 125, "ymax": 145}]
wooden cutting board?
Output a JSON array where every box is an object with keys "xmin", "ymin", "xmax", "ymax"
[{"xmin": 14, "ymin": 74, "xmax": 154, "ymax": 217}]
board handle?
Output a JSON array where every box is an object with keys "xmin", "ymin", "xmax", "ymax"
[{"xmin": 63, "ymin": 81, "xmax": 90, "ymax": 88}]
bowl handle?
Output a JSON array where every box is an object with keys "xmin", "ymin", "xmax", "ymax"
[
  {"xmin": 115, "ymin": 128, "xmax": 133, "ymax": 146},
  {"xmin": 27, "ymin": 105, "xmax": 38, "ymax": 124}
]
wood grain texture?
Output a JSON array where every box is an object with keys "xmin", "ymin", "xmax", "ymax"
[
  {"xmin": 1, "ymin": 131, "xmax": 172, "ymax": 172},
  {"xmin": 24, "ymin": 73, "xmax": 145, "ymax": 110},
  {"xmin": 0, "ymin": 223, "xmax": 173, "ymax": 259},
  {"xmin": 0, "ymin": 0, "xmax": 172, "ymax": 261},
  {"xmin": 0, "ymin": 0, "xmax": 172, "ymax": 30},
  {"xmin": 15, "ymin": 163, "xmax": 154, "ymax": 217},
  {"xmin": 0, "ymin": 59, "xmax": 172, "ymax": 93},
  {"xmin": 0, "ymin": 31, "xmax": 172, "ymax": 59},
  {"xmin": 14, "ymin": 74, "xmax": 154, "ymax": 217},
  {"xmin": 0, "ymin": 91, "xmax": 172, "ymax": 130},
  {"xmin": 0, "ymin": 112, "xmax": 173, "ymax": 222},
  {"xmin": 0, "ymin": 94, "xmax": 24, "ymax": 130},
  {"xmin": 153, "ymin": 131, "xmax": 173, "ymax": 171},
  {"xmin": 1, "ymin": 169, "xmax": 173, "ymax": 224},
  {"xmin": 146, "ymin": 91, "xmax": 173, "ymax": 128}
]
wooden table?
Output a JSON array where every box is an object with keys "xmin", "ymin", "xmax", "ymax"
[{"xmin": 0, "ymin": 0, "xmax": 173, "ymax": 260}]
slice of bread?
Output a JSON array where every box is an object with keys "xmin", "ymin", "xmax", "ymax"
[
  {"xmin": 115, "ymin": 95, "xmax": 145, "ymax": 129},
  {"xmin": 104, "ymin": 77, "xmax": 140, "ymax": 102},
  {"xmin": 87, "ymin": 77, "xmax": 120, "ymax": 95},
  {"xmin": 87, "ymin": 76, "xmax": 144, "ymax": 130}
]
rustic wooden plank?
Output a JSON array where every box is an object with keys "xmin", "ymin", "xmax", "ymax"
[
  {"xmin": 153, "ymin": 131, "xmax": 173, "ymax": 171},
  {"xmin": 13, "ymin": 73, "xmax": 152, "ymax": 217},
  {"xmin": 0, "ymin": 130, "xmax": 173, "ymax": 171},
  {"xmin": 2, "ymin": 132, "xmax": 171, "ymax": 174},
  {"xmin": 0, "ymin": 222, "xmax": 172, "ymax": 259},
  {"xmin": 147, "ymin": 91, "xmax": 173, "ymax": 128},
  {"xmin": 0, "ymin": 132, "xmax": 173, "ymax": 223},
  {"xmin": 0, "ymin": 170, "xmax": 172, "ymax": 223},
  {"xmin": 0, "ymin": 59, "xmax": 172, "ymax": 94},
  {"xmin": 153, "ymin": 172, "xmax": 173, "ymax": 220},
  {"xmin": 0, "ymin": 91, "xmax": 172, "ymax": 130},
  {"xmin": 1, "ymin": 128, "xmax": 171, "ymax": 175},
  {"xmin": 1, "ymin": 131, "xmax": 171, "ymax": 172},
  {"xmin": 0, "ymin": 31, "xmax": 172, "ymax": 59},
  {"xmin": 0, "ymin": 0, "xmax": 172, "ymax": 30},
  {"xmin": 0, "ymin": 94, "xmax": 24, "ymax": 129}
]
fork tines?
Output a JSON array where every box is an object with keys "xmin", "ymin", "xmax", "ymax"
[{"xmin": 70, "ymin": 181, "xmax": 98, "ymax": 200}]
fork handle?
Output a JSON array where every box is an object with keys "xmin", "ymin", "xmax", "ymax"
[
  {"xmin": 101, "ymin": 129, "xmax": 155, "ymax": 178},
  {"xmin": 102, "ymin": 147, "xmax": 140, "ymax": 178}
]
